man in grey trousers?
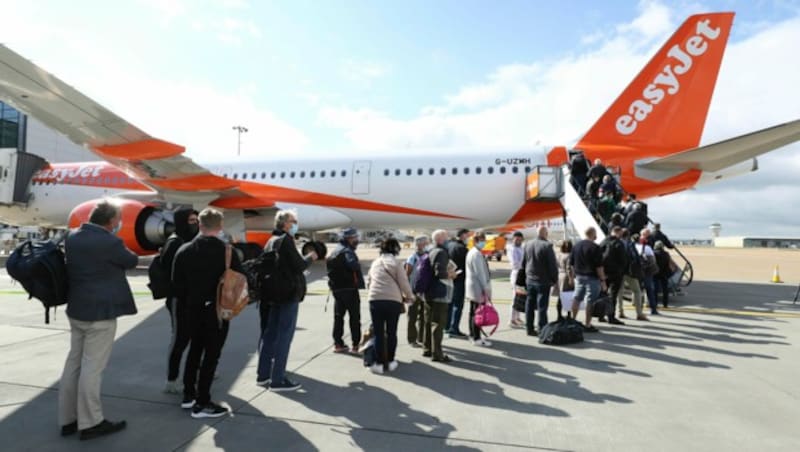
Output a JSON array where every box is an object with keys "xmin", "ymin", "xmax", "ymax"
[{"xmin": 59, "ymin": 201, "xmax": 138, "ymax": 440}]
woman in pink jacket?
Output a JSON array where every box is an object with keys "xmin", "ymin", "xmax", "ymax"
[{"xmin": 367, "ymin": 238, "xmax": 415, "ymax": 374}]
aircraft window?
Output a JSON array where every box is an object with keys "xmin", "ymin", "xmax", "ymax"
[
  {"xmin": 251, "ymin": 172, "xmax": 257, "ymax": 179},
  {"xmin": 451, "ymin": 167, "xmax": 457, "ymax": 175},
  {"xmin": 223, "ymin": 173, "xmax": 228, "ymax": 178},
  {"xmin": 270, "ymin": 172, "xmax": 276, "ymax": 178},
  {"xmin": 499, "ymin": 166, "xmax": 506, "ymax": 174},
  {"xmin": 300, "ymin": 171, "xmax": 305, "ymax": 178},
  {"xmin": 512, "ymin": 166, "xmax": 519, "ymax": 174},
  {"xmin": 487, "ymin": 167, "xmax": 494, "ymax": 174},
  {"xmin": 440, "ymin": 168, "xmax": 446, "ymax": 175},
  {"xmin": 321, "ymin": 170, "xmax": 326, "ymax": 178},
  {"xmin": 242, "ymin": 173, "xmax": 248, "ymax": 180},
  {"xmin": 261, "ymin": 172, "xmax": 266, "ymax": 179},
  {"xmin": 104, "ymin": 176, "xmax": 111, "ymax": 184},
  {"xmin": 428, "ymin": 168, "xmax": 434, "ymax": 175},
  {"xmin": 310, "ymin": 171, "xmax": 316, "ymax": 178},
  {"xmin": 525, "ymin": 166, "xmax": 531, "ymax": 173},
  {"xmin": 331, "ymin": 170, "xmax": 337, "ymax": 177},
  {"xmin": 280, "ymin": 172, "xmax": 286, "ymax": 178},
  {"xmin": 112, "ymin": 176, "xmax": 119, "ymax": 184},
  {"xmin": 290, "ymin": 171, "xmax": 296, "ymax": 178},
  {"xmin": 384, "ymin": 169, "xmax": 389, "ymax": 176},
  {"xmin": 342, "ymin": 170, "xmax": 347, "ymax": 177},
  {"xmin": 476, "ymin": 167, "xmax": 482, "ymax": 174},
  {"xmin": 391, "ymin": 169, "xmax": 398, "ymax": 176},
  {"xmin": 417, "ymin": 168, "xmax": 423, "ymax": 175},
  {"xmin": 233, "ymin": 173, "xmax": 238, "ymax": 179},
  {"xmin": 406, "ymin": 169, "xmax": 412, "ymax": 176},
  {"xmin": 464, "ymin": 167, "xmax": 470, "ymax": 175}
]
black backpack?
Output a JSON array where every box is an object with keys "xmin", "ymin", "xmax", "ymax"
[
  {"xmin": 602, "ymin": 238, "xmax": 629, "ymax": 276},
  {"xmin": 6, "ymin": 240, "xmax": 68, "ymax": 323},
  {"xmin": 242, "ymin": 249, "xmax": 280, "ymax": 304},
  {"xmin": 147, "ymin": 254, "xmax": 170, "ymax": 300}
]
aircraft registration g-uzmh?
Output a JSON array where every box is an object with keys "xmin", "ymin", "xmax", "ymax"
[{"xmin": 0, "ymin": 12, "xmax": 799, "ymax": 256}]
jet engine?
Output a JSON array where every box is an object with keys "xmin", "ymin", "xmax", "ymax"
[{"xmin": 68, "ymin": 199, "xmax": 173, "ymax": 255}]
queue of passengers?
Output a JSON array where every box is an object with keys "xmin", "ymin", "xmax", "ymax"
[{"xmin": 55, "ymin": 201, "xmax": 681, "ymax": 440}]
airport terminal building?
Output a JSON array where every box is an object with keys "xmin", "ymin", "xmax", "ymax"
[
  {"xmin": 714, "ymin": 236, "xmax": 800, "ymax": 249},
  {"xmin": 0, "ymin": 101, "xmax": 93, "ymax": 163}
]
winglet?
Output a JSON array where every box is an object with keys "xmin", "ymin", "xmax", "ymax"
[{"xmin": 577, "ymin": 12, "xmax": 735, "ymax": 156}]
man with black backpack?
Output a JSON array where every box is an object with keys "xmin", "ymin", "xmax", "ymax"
[
  {"xmin": 445, "ymin": 228, "xmax": 469, "ymax": 338},
  {"xmin": 621, "ymin": 228, "xmax": 647, "ymax": 321},
  {"xmin": 599, "ymin": 226, "xmax": 627, "ymax": 325},
  {"xmin": 158, "ymin": 208, "xmax": 198, "ymax": 395},
  {"xmin": 256, "ymin": 210, "xmax": 317, "ymax": 392},
  {"xmin": 423, "ymin": 229, "xmax": 455, "ymax": 363},
  {"xmin": 327, "ymin": 228, "xmax": 365, "ymax": 354},
  {"xmin": 172, "ymin": 208, "xmax": 243, "ymax": 418},
  {"xmin": 59, "ymin": 201, "xmax": 137, "ymax": 440}
]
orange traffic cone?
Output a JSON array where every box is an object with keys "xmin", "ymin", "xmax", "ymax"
[{"xmin": 771, "ymin": 265, "xmax": 783, "ymax": 283}]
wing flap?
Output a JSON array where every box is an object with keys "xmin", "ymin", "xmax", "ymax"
[{"xmin": 638, "ymin": 119, "xmax": 800, "ymax": 172}]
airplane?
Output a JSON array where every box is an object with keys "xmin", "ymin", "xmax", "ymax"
[{"xmin": 0, "ymin": 11, "xmax": 799, "ymax": 257}]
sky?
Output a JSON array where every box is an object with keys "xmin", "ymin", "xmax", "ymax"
[{"xmin": 1, "ymin": 0, "xmax": 799, "ymax": 239}]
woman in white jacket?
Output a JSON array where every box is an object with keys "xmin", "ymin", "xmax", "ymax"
[
  {"xmin": 466, "ymin": 232, "xmax": 492, "ymax": 347},
  {"xmin": 367, "ymin": 238, "xmax": 415, "ymax": 374}
]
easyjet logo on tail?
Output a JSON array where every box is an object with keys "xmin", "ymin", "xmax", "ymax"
[{"xmin": 616, "ymin": 19, "xmax": 721, "ymax": 136}]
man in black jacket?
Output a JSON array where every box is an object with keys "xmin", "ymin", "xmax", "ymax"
[
  {"xmin": 172, "ymin": 208, "xmax": 242, "ymax": 418},
  {"xmin": 160, "ymin": 208, "xmax": 198, "ymax": 394},
  {"xmin": 59, "ymin": 201, "xmax": 137, "ymax": 440},
  {"xmin": 600, "ymin": 226, "xmax": 627, "ymax": 325},
  {"xmin": 445, "ymin": 228, "xmax": 469, "ymax": 337},
  {"xmin": 327, "ymin": 227, "xmax": 364, "ymax": 353},
  {"xmin": 522, "ymin": 226, "xmax": 558, "ymax": 336},
  {"xmin": 257, "ymin": 209, "xmax": 317, "ymax": 391}
]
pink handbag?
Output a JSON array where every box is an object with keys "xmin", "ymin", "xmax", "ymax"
[{"xmin": 474, "ymin": 297, "xmax": 500, "ymax": 336}]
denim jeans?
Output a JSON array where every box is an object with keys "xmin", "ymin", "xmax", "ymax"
[
  {"xmin": 574, "ymin": 275, "xmax": 601, "ymax": 311},
  {"xmin": 446, "ymin": 278, "xmax": 466, "ymax": 333},
  {"xmin": 525, "ymin": 282, "xmax": 552, "ymax": 331},
  {"xmin": 642, "ymin": 276, "xmax": 658, "ymax": 314},
  {"xmin": 257, "ymin": 301, "xmax": 299, "ymax": 384},
  {"xmin": 370, "ymin": 300, "xmax": 403, "ymax": 364}
]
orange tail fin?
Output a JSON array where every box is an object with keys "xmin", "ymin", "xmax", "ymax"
[{"xmin": 577, "ymin": 12, "xmax": 734, "ymax": 156}]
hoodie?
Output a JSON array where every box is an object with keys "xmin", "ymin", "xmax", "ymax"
[{"xmin": 160, "ymin": 208, "xmax": 199, "ymax": 298}]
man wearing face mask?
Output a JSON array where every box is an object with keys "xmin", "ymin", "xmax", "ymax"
[
  {"xmin": 59, "ymin": 201, "xmax": 138, "ymax": 440},
  {"xmin": 158, "ymin": 208, "xmax": 199, "ymax": 394},
  {"xmin": 326, "ymin": 228, "xmax": 365, "ymax": 354}
]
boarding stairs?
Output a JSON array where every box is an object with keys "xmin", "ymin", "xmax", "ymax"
[{"xmin": 525, "ymin": 165, "xmax": 605, "ymax": 244}]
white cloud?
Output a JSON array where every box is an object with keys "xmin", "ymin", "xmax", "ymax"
[{"xmin": 340, "ymin": 59, "xmax": 391, "ymax": 82}]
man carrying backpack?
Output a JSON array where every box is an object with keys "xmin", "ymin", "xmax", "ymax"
[
  {"xmin": 257, "ymin": 210, "xmax": 317, "ymax": 391},
  {"xmin": 327, "ymin": 228, "xmax": 365, "ymax": 354},
  {"xmin": 621, "ymin": 228, "xmax": 647, "ymax": 321},
  {"xmin": 405, "ymin": 235, "xmax": 430, "ymax": 347},
  {"xmin": 59, "ymin": 201, "xmax": 138, "ymax": 440},
  {"xmin": 172, "ymin": 208, "xmax": 243, "ymax": 418},
  {"xmin": 600, "ymin": 226, "xmax": 627, "ymax": 325},
  {"xmin": 445, "ymin": 228, "xmax": 469, "ymax": 338},
  {"xmin": 158, "ymin": 208, "xmax": 198, "ymax": 394}
]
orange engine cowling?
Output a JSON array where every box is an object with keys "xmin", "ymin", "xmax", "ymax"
[{"xmin": 68, "ymin": 199, "xmax": 174, "ymax": 255}]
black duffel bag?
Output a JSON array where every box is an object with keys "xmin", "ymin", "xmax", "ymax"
[{"xmin": 539, "ymin": 301, "xmax": 584, "ymax": 346}]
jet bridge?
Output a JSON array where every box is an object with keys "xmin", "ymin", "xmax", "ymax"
[{"xmin": 0, "ymin": 149, "xmax": 47, "ymax": 206}]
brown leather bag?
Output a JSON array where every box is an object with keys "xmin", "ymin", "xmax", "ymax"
[{"xmin": 216, "ymin": 245, "xmax": 249, "ymax": 322}]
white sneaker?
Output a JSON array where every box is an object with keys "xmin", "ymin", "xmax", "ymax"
[
  {"xmin": 387, "ymin": 361, "xmax": 399, "ymax": 372},
  {"xmin": 163, "ymin": 380, "xmax": 183, "ymax": 394},
  {"xmin": 479, "ymin": 338, "xmax": 492, "ymax": 347},
  {"xmin": 369, "ymin": 363, "xmax": 384, "ymax": 374}
]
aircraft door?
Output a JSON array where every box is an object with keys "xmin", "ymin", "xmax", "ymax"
[
  {"xmin": 0, "ymin": 148, "xmax": 17, "ymax": 205},
  {"xmin": 351, "ymin": 161, "xmax": 371, "ymax": 194}
]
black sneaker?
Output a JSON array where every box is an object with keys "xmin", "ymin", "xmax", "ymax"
[
  {"xmin": 527, "ymin": 330, "xmax": 538, "ymax": 337},
  {"xmin": 609, "ymin": 318, "xmax": 625, "ymax": 325},
  {"xmin": 79, "ymin": 420, "xmax": 126, "ymax": 441},
  {"xmin": 181, "ymin": 397, "xmax": 196, "ymax": 409},
  {"xmin": 269, "ymin": 378, "xmax": 301, "ymax": 392},
  {"xmin": 60, "ymin": 421, "xmax": 77, "ymax": 436},
  {"xmin": 191, "ymin": 402, "xmax": 229, "ymax": 419}
]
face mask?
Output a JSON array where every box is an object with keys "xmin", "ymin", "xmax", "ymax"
[
  {"xmin": 187, "ymin": 223, "xmax": 199, "ymax": 238},
  {"xmin": 475, "ymin": 241, "xmax": 486, "ymax": 250},
  {"xmin": 289, "ymin": 223, "xmax": 299, "ymax": 236},
  {"xmin": 111, "ymin": 221, "xmax": 122, "ymax": 236}
]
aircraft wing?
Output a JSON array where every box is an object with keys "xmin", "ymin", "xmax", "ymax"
[
  {"xmin": 0, "ymin": 44, "xmax": 261, "ymax": 205},
  {"xmin": 637, "ymin": 119, "xmax": 800, "ymax": 172}
]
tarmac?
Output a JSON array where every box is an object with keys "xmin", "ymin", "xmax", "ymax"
[{"xmin": 0, "ymin": 246, "xmax": 798, "ymax": 451}]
